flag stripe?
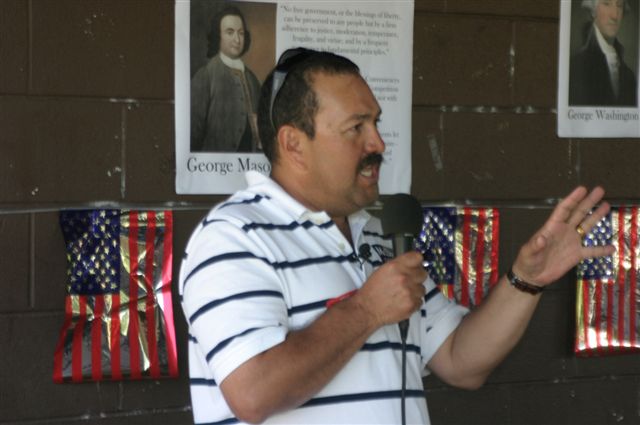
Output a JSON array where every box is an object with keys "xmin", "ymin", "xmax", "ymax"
[
  {"xmin": 617, "ymin": 273, "xmax": 625, "ymax": 346},
  {"xmin": 162, "ymin": 211, "xmax": 179, "ymax": 377},
  {"xmin": 617, "ymin": 208, "xmax": 627, "ymax": 349},
  {"xmin": 145, "ymin": 212, "xmax": 160, "ymax": 378},
  {"xmin": 474, "ymin": 209, "xmax": 486, "ymax": 306},
  {"xmin": 617, "ymin": 208, "xmax": 626, "ymax": 346},
  {"xmin": 128, "ymin": 212, "xmax": 142, "ymax": 379},
  {"xmin": 460, "ymin": 208, "xmax": 471, "ymax": 307},
  {"xmin": 490, "ymin": 209, "xmax": 499, "ymax": 287},
  {"xmin": 53, "ymin": 296, "xmax": 74, "ymax": 382},
  {"xmin": 630, "ymin": 207, "xmax": 638, "ymax": 347},
  {"xmin": 595, "ymin": 281, "xmax": 602, "ymax": 351},
  {"xmin": 111, "ymin": 294, "xmax": 122, "ymax": 380},
  {"xmin": 580, "ymin": 279, "xmax": 589, "ymax": 351},
  {"xmin": 72, "ymin": 296, "xmax": 86, "ymax": 382},
  {"xmin": 606, "ymin": 277, "xmax": 613, "ymax": 350},
  {"xmin": 92, "ymin": 296, "xmax": 104, "ymax": 381}
]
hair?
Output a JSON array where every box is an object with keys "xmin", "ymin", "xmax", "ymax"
[
  {"xmin": 206, "ymin": 5, "xmax": 251, "ymax": 58},
  {"xmin": 257, "ymin": 50, "xmax": 360, "ymax": 164},
  {"xmin": 581, "ymin": 0, "xmax": 630, "ymax": 14}
]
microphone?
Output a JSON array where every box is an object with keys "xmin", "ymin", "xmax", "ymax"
[
  {"xmin": 380, "ymin": 193, "xmax": 424, "ymax": 341},
  {"xmin": 358, "ymin": 243, "xmax": 372, "ymax": 262}
]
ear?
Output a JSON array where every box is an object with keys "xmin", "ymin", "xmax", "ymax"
[{"xmin": 276, "ymin": 124, "xmax": 308, "ymax": 171}]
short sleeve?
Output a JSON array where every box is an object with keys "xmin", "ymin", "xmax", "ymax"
[
  {"xmin": 180, "ymin": 219, "xmax": 289, "ymax": 384},
  {"xmin": 418, "ymin": 277, "xmax": 469, "ymax": 370}
]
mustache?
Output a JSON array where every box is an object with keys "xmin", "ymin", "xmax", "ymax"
[{"xmin": 358, "ymin": 153, "xmax": 384, "ymax": 172}]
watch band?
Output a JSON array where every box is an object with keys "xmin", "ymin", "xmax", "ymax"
[{"xmin": 507, "ymin": 267, "xmax": 544, "ymax": 295}]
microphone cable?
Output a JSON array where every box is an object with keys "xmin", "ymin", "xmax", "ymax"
[{"xmin": 400, "ymin": 320, "xmax": 409, "ymax": 425}]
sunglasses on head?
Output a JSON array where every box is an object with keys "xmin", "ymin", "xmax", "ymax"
[{"xmin": 269, "ymin": 47, "xmax": 318, "ymax": 130}]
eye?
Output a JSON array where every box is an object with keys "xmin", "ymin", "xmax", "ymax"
[{"xmin": 346, "ymin": 123, "xmax": 363, "ymax": 134}]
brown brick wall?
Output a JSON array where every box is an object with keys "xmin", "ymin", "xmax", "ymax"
[{"xmin": 1, "ymin": 0, "xmax": 639, "ymax": 423}]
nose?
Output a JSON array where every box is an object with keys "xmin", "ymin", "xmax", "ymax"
[
  {"xmin": 609, "ymin": 3, "xmax": 623, "ymax": 21},
  {"xmin": 612, "ymin": 8, "xmax": 622, "ymax": 21},
  {"xmin": 367, "ymin": 126, "xmax": 386, "ymax": 153}
]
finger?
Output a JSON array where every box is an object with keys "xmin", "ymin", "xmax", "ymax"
[
  {"xmin": 568, "ymin": 186, "xmax": 605, "ymax": 227},
  {"xmin": 397, "ymin": 251, "xmax": 424, "ymax": 267},
  {"xmin": 411, "ymin": 266, "xmax": 428, "ymax": 284},
  {"xmin": 581, "ymin": 244, "xmax": 616, "ymax": 260},
  {"xmin": 579, "ymin": 201, "xmax": 611, "ymax": 233},
  {"xmin": 419, "ymin": 282, "xmax": 426, "ymax": 293},
  {"xmin": 548, "ymin": 186, "xmax": 588, "ymax": 223},
  {"xmin": 414, "ymin": 285, "xmax": 427, "ymax": 308}
]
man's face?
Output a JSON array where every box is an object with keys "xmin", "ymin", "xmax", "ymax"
[
  {"xmin": 219, "ymin": 15, "xmax": 245, "ymax": 59},
  {"xmin": 594, "ymin": 0, "xmax": 624, "ymax": 43},
  {"xmin": 300, "ymin": 72, "xmax": 385, "ymax": 217}
]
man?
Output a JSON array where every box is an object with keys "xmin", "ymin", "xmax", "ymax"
[
  {"xmin": 569, "ymin": 0, "xmax": 637, "ymax": 106},
  {"xmin": 179, "ymin": 48, "xmax": 615, "ymax": 424},
  {"xmin": 191, "ymin": 6, "xmax": 262, "ymax": 152}
]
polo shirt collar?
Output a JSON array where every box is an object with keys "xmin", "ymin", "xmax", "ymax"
[{"xmin": 244, "ymin": 171, "xmax": 372, "ymax": 232}]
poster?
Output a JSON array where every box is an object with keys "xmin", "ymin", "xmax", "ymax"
[
  {"xmin": 175, "ymin": 0, "xmax": 414, "ymax": 194},
  {"xmin": 558, "ymin": 0, "xmax": 640, "ymax": 137}
]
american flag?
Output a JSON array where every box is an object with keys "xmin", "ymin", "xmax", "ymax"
[
  {"xmin": 575, "ymin": 207, "xmax": 640, "ymax": 356},
  {"xmin": 53, "ymin": 210, "xmax": 178, "ymax": 382},
  {"xmin": 416, "ymin": 207, "xmax": 500, "ymax": 308}
]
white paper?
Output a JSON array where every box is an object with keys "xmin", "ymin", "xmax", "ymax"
[
  {"xmin": 557, "ymin": 0, "xmax": 640, "ymax": 138},
  {"xmin": 175, "ymin": 0, "xmax": 414, "ymax": 194}
]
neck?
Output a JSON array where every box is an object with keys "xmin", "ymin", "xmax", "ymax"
[
  {"xmin": 333, "ymin": 216, "xmax": 353, "ymax": 245},
  {"xmin": 271, "ymin": 168, "xmax": 353, "ymax": 244},
  {"xmin": 271, "ymin": 165, "xmax": 321, "ymax": 211}
]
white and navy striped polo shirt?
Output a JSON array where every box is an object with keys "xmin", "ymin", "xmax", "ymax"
[{"xmin": 179, "ymin": 171, "xmax": 468, "ymax": 424}]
